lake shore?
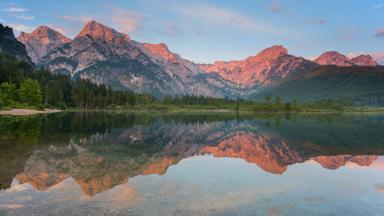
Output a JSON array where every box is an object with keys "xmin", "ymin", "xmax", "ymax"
[{"xmin": 0, "ymin": 109, "xmax": 62, "ymax": 116}]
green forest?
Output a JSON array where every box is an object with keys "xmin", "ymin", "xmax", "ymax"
[{"xmin": 0, "ymin": 52, "xmax": 348, "ymax": 112}]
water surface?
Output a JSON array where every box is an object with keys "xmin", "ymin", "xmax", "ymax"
[{"xmin": 0, "ymin": 112, "xmax": 384, "ymax": 215}]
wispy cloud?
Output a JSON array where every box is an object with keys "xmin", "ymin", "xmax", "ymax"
[
  {"xmin": 8, "ymin": 23, "xmax": 33, "ymax": 32},
  {"xmin": 374, "ymin": 28, "xmax": 384, "ymax": 38},
  {"xmin": 171, "ymin": 2, "xmax": 293, "ymax": 37},
  {"xmin": 14, "ymin": 14, "xmax": 35, "ymax": 20},
  {"xmin": 58, "ymin": 15, "xmax": 77, "ymax": 22},
  {"xmin": 4, "ymin": 7, "xmax": 29, "ymax": 13},
  {"xmin": 110, "ymin": 9, "xmax": 143, "ymax": 34},
  {"xmin": 269, "ymin": 3, "xmax": 284, "ymax": 13},
  {"xmin": 56, "ymin": 8, "xmax": 143, "ymax": 36},
  {"xmin": 306, "ymin": 18, "xmax": 326, "ymax": 25}
]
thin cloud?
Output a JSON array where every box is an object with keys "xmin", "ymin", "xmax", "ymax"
[
  {"xmin": 56, "ymin": 9, "xmax": 143, "ymax": 36},
  {"xmin": 171, "ymin": 2, "xmax": 293, "ymax": 37},
  {"xmin": 374, "ymin": 28, "xmax": 384, "ymax": 38},
  {"xmin": 110, "ymin": 9, "xmax": 143, "ymax": 34},
  {"xmin": 5, "ymin": 7, "xmax": 29, "ymax": 13},
  {"xmin": 269, "ymin": 3, "xmax": 284, "ymax": 13},
  {"xmin": 58, "ymin": 15, "xmax": 77, "ymax": 22},
  {"xmin": 306, "ymin": 19, "xmax": 326, "ymax": 25},
  {"xmin": 14, "ymin": 14, "xmax": 35, "ymax": 20},
  {"xmin": 8, "ymin": 23, "xmax": 33, "ymax": 32}
]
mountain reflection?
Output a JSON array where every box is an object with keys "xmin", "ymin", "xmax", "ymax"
[{"xmin": 1, "ymin": 112, "xmax": 384, "ymax": 196}]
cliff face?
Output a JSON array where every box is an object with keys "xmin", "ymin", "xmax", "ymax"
[{"xmin": 0, "ymin": 23, "xmax": 32, "ymax": 63}]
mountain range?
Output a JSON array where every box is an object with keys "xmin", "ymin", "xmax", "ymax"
[{"xmin": 0, "ymin": 21, "xmax": 383, "ymax": 104}]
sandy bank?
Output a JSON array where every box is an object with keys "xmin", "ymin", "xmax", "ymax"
[{"xmin": 0, "ymin": 109, "xmax": 62, "ymax": 116}]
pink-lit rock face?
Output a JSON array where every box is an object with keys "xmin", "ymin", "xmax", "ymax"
[
  {"xmin": 312, "ymin": 155, "xmax": 378, "ymax": 170},
  {"xmin": 200, "ymin": 132, "xmax": 304, "ymax": 174},
  {"xmin": 351, "ymin": 55, "xmax": 378, "ymax": 66},
  {"xmin": 199, "ymin": 45, "xmax": 316, "ymax": 86},
  {"xmin": 76, "ymin": 20, "xmax": 131, "ymax": 46},
  {"xmin": 315, "ymin": 51, "xmax": 378, "ymax": 67},
  {"xmin": 17, "ymin": 26, "xmax": 71, "ymax": 63},
  {"xmin": 315, "ymin": 51, "xmax": 354, "ymax": 66},
  {"xmin": 142, "ymin": 43, "xmax": 177, "ymax": 62}
]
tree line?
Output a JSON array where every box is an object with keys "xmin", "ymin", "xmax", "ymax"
[
  {"xmin": 0, "ymin": 52, "xmax": 155, "ymax": 110},
  {"xmin": 0, "ymin": 52, "xmax": 347, "ymax": 111}
]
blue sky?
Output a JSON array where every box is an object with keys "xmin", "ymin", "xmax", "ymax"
[{"xmin": 1, "ymin": 0, "xmax": 383, "ymax": 63}]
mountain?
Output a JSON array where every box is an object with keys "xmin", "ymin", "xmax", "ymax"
[
  {"xmin": 249, "ymin": 65, "xmax": 384, "ymax": 105},
  {"xmin": 17, "ymin": 26, "xmax": 71, "ymax": 63},
  {"xmin": 38, "ymin": 20, "xmax": 238, "ymax": 98},
  {"xmin": 351, "ymin": 55, "xmax": 378, "ymax": 66},
  {"xmin": 0, "ymin": 23, "xmax": 32, "ymax": 63},
  {"xmin": 199, "ymin": 45, "xmax": 319, "ymax": 87},
  {"xmin": 315, "ymin": 51, "xmax": 378, "ymax": 66}
]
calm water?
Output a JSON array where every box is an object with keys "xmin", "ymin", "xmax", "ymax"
[{"xmin": 0, "ymin": 112, "xmax": 384, "ymax": 216}]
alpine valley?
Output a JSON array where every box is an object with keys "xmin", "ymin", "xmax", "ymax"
[{"xmin": 1, "ymin": 20, "xmax": 383, "ymax": 105}]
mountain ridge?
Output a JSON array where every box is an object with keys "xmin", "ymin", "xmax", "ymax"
[{"xmin": 2, "ymin": 20, "xmax": 382, "ymax": 103}]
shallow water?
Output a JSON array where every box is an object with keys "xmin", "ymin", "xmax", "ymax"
[{"xmin": 0, "ymin": 112, "xmax": 383, "ymax": 215}]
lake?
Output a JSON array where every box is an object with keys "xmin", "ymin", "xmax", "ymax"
[{"xmin": 0, "ymin": 112, "xmax": 383, "ymax": 215}]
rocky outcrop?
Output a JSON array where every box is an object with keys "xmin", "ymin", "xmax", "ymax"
[
  {"xmin": 0, "ymin": 23, "xmax": 32, "ymax": 63},
  {"xmin": 351, "ymin": 55, "xmax": 378, "ymax": 66},
  {"xmin": 199, "ymin": 45, "xmax": 318, "ymax": 87},
  {"xmin": 312, "ymin": 155, "xmax": 378, "ymax": 169},
  {"xmin": 76, "ymin": 20, "xmax": 130, "ymax": 46},
  {"xmin": 17, "ymin": 26, "xmax": 71, "ymax": 63},
  {"xmin": 200, "ymin": 132, "xmax": 305, "ymax": 174},
  {"xmin": 315, "ymin": 51, "xmax": 354, "ymax": 66},
  {"xmin": 315, "ymin": 51, "xmax": 378, "ymax": 67}
]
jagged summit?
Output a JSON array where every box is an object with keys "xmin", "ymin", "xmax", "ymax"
[
  {"xmin": 76, "ymin": 20, "xmax": 130, "ymax": 45},
  {"xmin": 18, "ymin": 25, "xmax": 71, "ymax": 44},
  {"xmin": 315, "ymin": 51, "xmax": 378, "ymax": 67},
  {"xmin": 17, "ymin": 25, "xmax": 71, "ymax": 63}
]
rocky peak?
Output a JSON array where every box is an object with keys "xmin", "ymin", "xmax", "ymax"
[
  {"xmin": 17, "ymin": 25, "xmax": 71, "ymax": 63},
  {"xmin": 351, "ymin": 54, "xmax": 378, "ymax": 66},
  {"xmin": 18, "ymin": 26, "xmax": 71, "ymax": 46},
  {"xmin": 76, "ymin": 20, "xmax": 130, "ymax": 45},
  {"xmin": 315, "ymin": 51, "xmax": 354, "ymax": 66},
  {"xmin": 248, "ymin": 45, "xmax": 288, "ymax": 62},
  {"xmin": 199, "ymin": 45, "xmax": 315, "ymax": 86},
  {"xmin": 30, "ymin": 26, "xmax": 70, "ymax": 43}
]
